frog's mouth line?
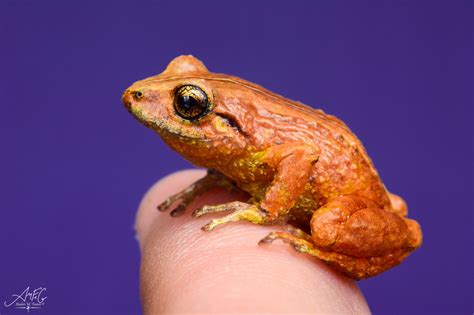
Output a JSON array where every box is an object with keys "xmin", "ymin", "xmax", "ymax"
[
  {"xmin": 128, "ymin": 103, "xmax": 206, "ymax": 141},
  {"xmin": 153, "ymin": 121, "xmax": 206, "ymax": 142}
]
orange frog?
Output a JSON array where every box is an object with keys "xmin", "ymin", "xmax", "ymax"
[{"xmin": 122, "ymin": 55, "xmax": 422, "ymax": 280}]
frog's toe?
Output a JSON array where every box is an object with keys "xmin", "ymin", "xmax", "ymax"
[
  {"xmin": 157, "ymin": 197, "xmax": 175, "ymax": 212},
  {"xmin": 200, "ymin": 216, "xmax": 244, "ymax": 231},
  {"xmin": 199, "ymin": 203, "xmax": 268, "ymax": 231},
  {"xmin": 191, "ymin": 206, "xmax": 206, "ymax": 218},
  {"xmin": 259, "ymin": 231, "xmax": 317, "ymax": 254},
  {"xmin": 192, "ymin": 201, "xmax": 249, "ymax": 218},
  {"xmin": 158, "ymin": 170, "xmax": 235, "ymax": 214},
  {"xmin": 284, "ymin": 225, "xmax": 313, "ymax": 242},
  {"xmin": 157, "ymin": 191, "xmax": 190, "ymax": 212},
  {"xmin": 201, "ymin": 219, "xmax": 221, "ymax": 231},
  {"xmin": 157, "ymin": 195, "xmax": 192, "ymax": 216},
  {"xmin": 258, "ymin": 231, "xmax": 281, "ymax": 245}
]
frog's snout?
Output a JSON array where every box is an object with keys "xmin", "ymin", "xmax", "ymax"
[
  {"xmin": 122, "ymin": 89, "xmax": 133, "ymax": 110},
  {"xmin": 123, "ymin": 88, "xmax": 148, "ymax": 111},
  {"xmin": 122, "ymin": 88, "xmax": 158, "ymax": 128}
]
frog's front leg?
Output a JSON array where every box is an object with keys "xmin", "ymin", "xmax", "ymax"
[
  {"xmin": 196, "ymin": 202, "xmax": 268, "ymax": 231},
  {"xmin": 194, "ymin": 144, "xmax": 319, "ymax": 230},
  {"xmin": 157, "ymin": 169, "xmax": 237, "ymax": 217}
]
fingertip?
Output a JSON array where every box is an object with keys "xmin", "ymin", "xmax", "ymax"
[
  {"xmin": 141, "ymin": 218, "xmax": 370, "ymax": 314},
  {"xmin": 135, "ymin": 169, "xmax": 370, "ymax": 314},
  {"xmin": 134, "ymin": 169, "xmax": 206, "ymax": 249}
]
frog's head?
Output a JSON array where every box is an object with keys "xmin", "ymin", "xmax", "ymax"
[{"xmin": 122, "ymin": 55, "xmax": 250, "ymax": 165}]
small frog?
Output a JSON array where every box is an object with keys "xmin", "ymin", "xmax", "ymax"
[{"xmin": 122, "ymin": 55, "xmax": 422, "ymax": 280}]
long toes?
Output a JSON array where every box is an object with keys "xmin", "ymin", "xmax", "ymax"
[
  {"xmin": 157, "ymin": 202, "xmax": 170, "ymax": 212},
  {"xmin": 258, "ymin": 232, "xmax": 279, "ymax": 245},
  {"xmin": 201, "ymin": 219, "xmax": 219, "ymax": 231},
  {"xmin": 284, "ymin": 225, "xmax": 313, "ymax": 242},
  {"xmin": 192, "ymin": 205, "xmax": 233, "ymax": 218},
  {"xmin": 157, "ymin": 198, "xmax": 177, "ymax": 212},
  {"xmin": 192, "ymin": 206, "xmax": 209, "ymax": 218}
]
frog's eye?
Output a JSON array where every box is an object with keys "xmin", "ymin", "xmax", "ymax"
[{"xmin": 174, "ymin": 85, "xmax": 210, "ymax": 121}]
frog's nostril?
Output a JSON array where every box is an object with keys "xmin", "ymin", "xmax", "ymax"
[{"xmin": 134, "ymin": 90, "xmax": 144, "ymax": 99}]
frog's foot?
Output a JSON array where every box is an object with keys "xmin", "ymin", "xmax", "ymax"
[
  {"xmin": 194, "ymin": 202, "xmax": 271, "ymax": 231},
  {"xmin": 258, "ymin": 230, "xmax": 409, "ymax": 281},
  {"xmin": 192, "ymin": 201, "xmax": 243, "ymax": 218},
  {"xmin": 259, "ymin": 231, "xmax": 318, "ymax": 256},
  {"xmin": 157, "ymin": 183, "xmax": 198, "ymax": 217},
  {"xmin": 261, "ymin": 196, "xmax": 422, "ymax": 280},
  {"xmin": 157, "ymin": 169, "xmax": 236, "ymax": 217},
  {"xmin": 284, "ymin": 224, "xmax": 313, "ymax": 242}
]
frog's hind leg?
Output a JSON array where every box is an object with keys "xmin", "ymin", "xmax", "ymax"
[
  {"xmin": 157, "ymin": 169, "xmax": 237, "ymax": 217},
  {"xmin": 261, "ymin": 195, "xmax": 422, "ymax": 279},
  {"xmin": 309, "ymin": 195, "xmax": 421, "ymax": 279},
  {"xmin": 258, "ymin": 227, "xmax": 359, "ymax": 274},
  {"xmin": 259, "ymin": 229, "xmax": 412, "ymax": 281}
]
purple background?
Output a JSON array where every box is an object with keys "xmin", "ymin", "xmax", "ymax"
[{"xmin": 1, "ymin": 1, "xmax": 471, "ymax": 314}]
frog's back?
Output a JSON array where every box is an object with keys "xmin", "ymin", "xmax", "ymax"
[{"xmin": 208, "ymin": 73, "xmax": 391, "ymax": 208}]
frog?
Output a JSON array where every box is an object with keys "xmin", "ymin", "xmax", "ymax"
[{"xmin": 122, "ymin": 55, "xmax": 422, "ymax": 280}]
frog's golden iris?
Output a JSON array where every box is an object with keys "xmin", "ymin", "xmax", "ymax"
[{"xmin": 173, "ymin": 84, "xmax": 210, "ymax": 121}]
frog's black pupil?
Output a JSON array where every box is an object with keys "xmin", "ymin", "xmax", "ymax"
[
  {"xmin": 174, "ymin": 85, "xmax": 209, "ymax": 120},
  {"xmin": 178, "ymin": 95, "xmax": 198, "ymax": 110},
  {"xmin": 135, "ymin": 91, "xmax": 142, "ymax": 98}
]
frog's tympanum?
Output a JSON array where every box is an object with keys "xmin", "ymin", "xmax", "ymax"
[{"xmin": 123, "ymin": 55, "xmax": 422, "ymax": 280}]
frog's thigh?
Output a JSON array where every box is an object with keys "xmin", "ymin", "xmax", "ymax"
[
  {"xmin": 309, "ymin": 195, "xmax": 422, "ymax": 279},
  {"xmin": 157, "ymin": 169, "xmax": 236, "ymax": 216},
  {"xmin": 258, "ymin": 229, "xmax": 378, "ymax": 280}
]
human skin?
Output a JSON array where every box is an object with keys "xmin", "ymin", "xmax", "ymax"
[{"xmin": 135, "ymin": 169, "xmax": 371, "ymax": 314}]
